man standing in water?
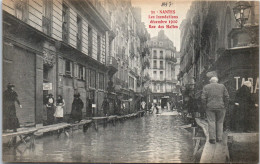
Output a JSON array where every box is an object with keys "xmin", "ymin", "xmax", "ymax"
[{"xmin": 201, "ymin": 77, "xmax": 229, "ymax": 144}]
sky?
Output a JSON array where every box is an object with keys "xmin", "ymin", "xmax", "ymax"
[{"xmin": 131, "ymin": 0, "xmax": 192, "ymax": 51}]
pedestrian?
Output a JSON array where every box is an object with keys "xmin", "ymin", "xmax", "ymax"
[
  {"xmin": 154, "ymin": 103, "xmax": 159, "ymax": 114},
  {"xmin": 115, "ymin": 97, "xmax": 122, "ymax": 115},
  {"xmin": 102, "ymin": 97, "xmax": 109, "ymax": 116},
  {"xmin": 71, "ymin": 93, "xmax": 84, "ymax": 123},
  {"xmin": 46, "ymin": 93, "xmax": 55, "ymax": 125},
  {"xmin": 201, "ymin": 77, "xmax": 229, "ymax": 144},
  {"xmin": 3, "ymin": 83, "xmax": 22, "ymax": 132},
  {"xmin": 148, "ymin": 102, "xmax": 153, "ymax": 114},
  {"xmin": 54, "ymin": 95, "xmax": 65, "ymax": 123},
  {"xmin": 234, "ymin": 81, "xmax": 258, "ymax": 132},
  {"xmin": 141, "ymin": 100, "xmax": 146, "ymax": 111},
  {"xmin": 87, "ymin": 96, "xmax": 93, "ymax": 117}
]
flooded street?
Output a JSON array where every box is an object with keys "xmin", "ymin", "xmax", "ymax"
[{"xmin": 3, "ymin": 113, "xmax": 193, "ymax": 163}]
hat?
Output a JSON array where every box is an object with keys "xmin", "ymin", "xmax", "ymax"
[
  {"xmin": 206, "ymin": 71, "xmax": 218, "ymax": 78},
  {"xmin": 74, "ymin": 93, "xmax": 80, "ymax": 97},
  {"xmin": 7, "ymin": 83, "xmax": 15, "ymax": 89}
]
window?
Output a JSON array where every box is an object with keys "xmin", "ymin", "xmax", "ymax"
[
  {"xmin": 99, "ymin": 73, "xmax": 105, "ymax": 90},
  {"xmin": 153, "ymin": 41, "xmax": 157, "ymax": 46},
  {"xmin": 62, "ymin": 3, "xmax": 69, "ymax": 43},
  {"xmin": 153, "ymin": 60, "xmax": 157, "ymax": 69},
  {"xmin": 160, "ymin": 84, "xmax": 163, "ymax": 92},
  {"xmin": 65, "ymin": 59, "xmax": 72, "ymax": 76},
  {"xmin": 42, "ymin": 0, "xmax": 52, "ymax": 35},
  {"xmin": 129, "ymin": 76, "xmax": 134, "ymax": 90},
  {"xmin": 15, "ymin": 0, "xmax": 27, "ymax": 21},
  {"xmin": 89, "ymin": 69, "xmax": 96, "ymax": 88},
  {"xmin": 97, "ymin": 35, "xmax": 101, "ymax": 61},
  {"xmin": 160, "ymin": 61, "xmax": 163, "ymax": 69},
  {"xmin": 159, "ymin": 42, "xmax": 163, "ymax": 47},
  {"xmin": 160, "ymin": 71, "xmax": 163, "ymax": 79},
  {"xmin": 160, "ymin": 51, "xmax": 163, "ymax": 59},
  {"xmin": 153, "ymin": 71, "xmax": 157, "ymax": 79},
  {"xmin": 77, "ymin": 16, "xmax": 82, "ymax": 50},
  {"xmin": 153, "ymin": 83, "xmax": 156, "ymax": 92},
  {"xmin": 88, "ymin": 26, "xmax": 93, "ymax": 57},
  {"xmin": 153, "ymin": 50, "xmax": 157, "ymax": 58},
  {"xmin": 78, "ymin": 65, "xmax": 86, "ymax": 81}
]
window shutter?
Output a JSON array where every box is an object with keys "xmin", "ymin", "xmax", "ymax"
[
  {"xmin": 70, "ymin": 61, "xmax": 73, "ymax": 76},
  {"xmin": 83, "ymin": 67, "xmax": 86, "ymax": 80},
  {"xmin": 58, "ymin": 57, "xmax": 64, "ymax": 75},
  {"xmin": 74, "ymin": 63, "xmax": 78, "ymax": 78}
]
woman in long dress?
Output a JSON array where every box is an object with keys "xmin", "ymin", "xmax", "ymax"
[
  {"xmin": 71, "ymin": 93, "xmax": 84, "ymax": 123},
  {"xmin": 54, "ymin": 95, "xmax": 65, "ymax": 123},
  {"xmin": 3, "ymin": 83, "xmax": 22, "ymax": 132}
]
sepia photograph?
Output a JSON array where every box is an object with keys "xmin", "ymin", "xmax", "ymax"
[{"xmin": 1, "ymin": 0, "xmax": 259, "ymax": 163}]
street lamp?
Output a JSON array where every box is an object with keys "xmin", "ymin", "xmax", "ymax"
[{"xmin": 233, "ymin": 1, "xmax": 251, "ymax": 28}]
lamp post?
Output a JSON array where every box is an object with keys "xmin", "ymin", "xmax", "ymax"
[{"xmin": 233, "ymin": 1, "xmax": 252, "ymax": 28}]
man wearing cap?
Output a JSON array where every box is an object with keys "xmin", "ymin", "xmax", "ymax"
[{"xmin": 201, "ymin": 77, "xmax": 229, "ymax": 144}]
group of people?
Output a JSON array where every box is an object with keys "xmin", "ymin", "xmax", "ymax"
[
  {"xmin": 44, "ymin": 93, "xmax": 84, "ymax": 125},
  {"xmin": 200, "ymin": 76, "xmax": 258, "ymax": 144}
]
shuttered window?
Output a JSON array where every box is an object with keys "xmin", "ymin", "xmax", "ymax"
[
  {"xmin": 98, "ymin": 73, "xmax": 104, "ymax": 90},
  {"xmin": 89, "ymin": 69, "xmax": 96, "ymax": 88},
  {"xmin": 65, "ymin": 59, "xmax": 72, "ymax": 77}
]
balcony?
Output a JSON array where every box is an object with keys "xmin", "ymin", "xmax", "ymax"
[{"xmin": 107, "ymin": 56, "xmax": 118, "ymax": 77}]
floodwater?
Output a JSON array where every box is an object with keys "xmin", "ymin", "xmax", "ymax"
[{"xmin": 3, "ymin": 111, "xmax": 193, "ymax": 163}]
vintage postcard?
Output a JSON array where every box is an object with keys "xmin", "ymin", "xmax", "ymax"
[{"xmin": 2, "ymin": 0, "xmax": 259, "ymax": 163}]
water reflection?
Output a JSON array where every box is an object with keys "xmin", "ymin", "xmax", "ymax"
[{"xmin": 3, "ymin": 113, "xmax": 193, "ymax": 163}]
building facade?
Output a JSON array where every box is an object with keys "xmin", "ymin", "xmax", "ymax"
[
  {"xmin": 147, "ymin": 30, "xmax": 177, "ymax": 108},
  {"xmin": 2, "ymin": 0, "xmax": 150, "ymax": 126}
]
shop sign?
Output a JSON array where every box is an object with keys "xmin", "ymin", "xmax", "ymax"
[{"xmin": 43, "ymin": 83, "xmax": 52, "ymax": 90}]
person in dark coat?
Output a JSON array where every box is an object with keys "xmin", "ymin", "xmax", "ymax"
[
  {"xmin": 46, "ymin": 93, "xmax": 55, "ymax": 125},
  {"xmin": 3, "ymin": 83, "xmax": 22, "ymax": 132},
  {"xmin": 102, "ymin": 97, "xmax": 109, "ymax": 116},
  {"xmin": 201, "ymin": 77, "xmax": 229, "ymax": 144},
  {"xmin": 71, "ymin": 93, "xmax": 84, "ymax": 123},
  {"xmin": 234, "ymin": 81, "xmax": 258, "ymax": 132}
]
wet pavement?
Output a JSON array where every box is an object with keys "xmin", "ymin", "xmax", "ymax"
[{"xmin": 3, "ymin": 111, "xmax": 193, "ymax": 163}]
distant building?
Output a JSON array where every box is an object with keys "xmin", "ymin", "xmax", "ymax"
[{"xmin": 147, "ymin": 30, "xmax": 177, "ymax": 108}]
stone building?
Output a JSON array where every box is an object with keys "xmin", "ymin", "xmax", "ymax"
[
  {"xmin": 147, "ymin": 30, "xmax": 177, "ymax": 108},
  {"xmin": 105, "ymin": 0, "xmax": 150, "ymax": 113},
  {"xmin": 2, "ymin": 0, "xmax": 150, "ymax": 126},
  {"xmin": 2, "ymin": 0, "xmax": 111, "ymax": 125}
]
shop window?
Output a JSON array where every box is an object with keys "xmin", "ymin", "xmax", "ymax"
[
  {"xmin": 65, "ymin": 59, "xmax": 72, "ymax": 77},
  {"xmin": 99, "ymin": 73, "xmax": 105, "ymax": 90}
]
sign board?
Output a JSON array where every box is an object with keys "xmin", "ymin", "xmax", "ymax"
[
  {"xmin": 43, "ymin": 83, "xmax": 52, "ymax": 90},
  {"xmin": 92, "ymin": 104, "xmax": 96, "ymax": 108}
]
